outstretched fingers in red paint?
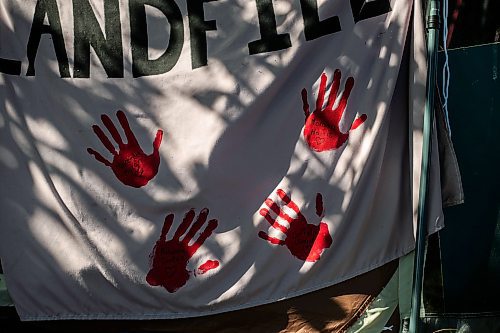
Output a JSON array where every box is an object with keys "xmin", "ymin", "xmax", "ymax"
[
  {"xmin": 146, "ymin": 208, "xmax": 219, "ymax": 293},
  {"xmin": 258, "ymin": 190, "xmax": 332, "ymax": 262},
  {"xmin": 87, "ymin": 110, "xmax": 163, "ymax": 188},
  {"xmin": 301, "ymin": 70, "xmax": 367, "ymax": 152}
]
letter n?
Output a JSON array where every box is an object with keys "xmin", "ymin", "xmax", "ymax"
[{"xmin": 73, "ymin": 0, "xmax": 124, "ymax": 78}]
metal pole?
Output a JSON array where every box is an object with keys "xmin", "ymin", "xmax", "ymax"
[{"xmin": 409, "ymin": 0, "xmax": 441, "ymax": 332}]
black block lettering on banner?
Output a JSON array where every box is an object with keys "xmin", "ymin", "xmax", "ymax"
[
  {"xmin": 130, "ymin": 0, "xmax": 184, "ymax": 78},
  {"xmin": 248, "ymin": 0, "xmax": 292, "ymax": 55},
  {"xmin": 350, "ymin": 0, "xmax": 392, "ymax": 23},
  {"xmin": 73, "ymin": 0, "xmax": 124, "ymax": 78},
  {"xmin": 299, "ymin": 0, "xmax": 341, "ymax": 41},
  {"xmin": 27, "ymin": 0, "xmax": 70, "ymax": 77},
  {"xmin": 0, "ymin": 59, "xmax": 22, "ymax": 76},
  {"xmin": 187, "ymin": 0, "xmax": 218, "ymax": 69}
]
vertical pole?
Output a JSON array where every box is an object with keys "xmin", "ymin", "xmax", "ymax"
[{"xmin": 409, "ymin": 0, "xmax": 441, "ymax": 332}]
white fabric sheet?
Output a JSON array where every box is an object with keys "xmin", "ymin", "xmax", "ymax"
[{"xmin": 0, "ymin": 0, "xmax": 443, "ymax": 320}]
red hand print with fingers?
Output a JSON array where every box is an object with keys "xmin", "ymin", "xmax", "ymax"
[
  {"xmin": 146, "ymin": 208, "xmax": 219, "ymax": 293},
  {"xmin": 87, "ymin": 110, "xmax": 163, "ymax": 188},
  {"xmin": 258, "ymin": 190, "xmax": 332, "ymax": 262},
  {"xmin": 301, "ymin": 70, "xmax": 367, "ymax": 152}
]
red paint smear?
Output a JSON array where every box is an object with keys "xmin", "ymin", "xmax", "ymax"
[
  {"xmin": 259, "ymin": 189, "xmax": 332, "ymax": 262},
  {"xmin": 301, "ymin": 71, "xmax": 366, "ymax": 152},
  {"xmin": 146, "ymin": 241, "xmax": 191, "ymax": 293},
  {"xmin": 146, "ymin": 209, "xmax": 218, "ymax": 293},
  {"xmin": 87, "ymin": 110, "xmax": 163, "ymax": 188},
  {"xmin": 285, "ymin": 220, "xmax": 332, "ymax": 262},
  {"xmin": 197, "ymin": 260, "xmax": 220, "ymax": 275},
  {"xmin": 258, "ymin": 230, "xmax": 285, "ymax": 245}
]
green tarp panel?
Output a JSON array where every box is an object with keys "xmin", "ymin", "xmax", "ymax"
[{"xmin": 422, "ymin": 42, "xmax": 500, "ymax": 332}]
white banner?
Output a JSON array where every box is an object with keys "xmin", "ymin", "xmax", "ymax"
[{"xmin": 0, "ymin": 0, "xmax": 443, "ymax": 320}]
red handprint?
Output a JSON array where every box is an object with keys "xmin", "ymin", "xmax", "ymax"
[
  {"xmin": 146, "ymin": 208, "xmax": 219, "ymax": 293},
  {"xmin": 301, "ymin": 70, "xmax": 367, "ymax": 152},
  {"xmin": 258, "ymin": 190, "xmax": 332, "ymax": 262},
  {"xmin": 87, "ymin": 110, "xmax": 163, "ymax": 188}
]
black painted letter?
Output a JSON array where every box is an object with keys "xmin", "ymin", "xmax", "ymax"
[
  {"xmin": 0, "ymin": 58, "xmax": 21, "ymax": 76},
  {"xmin": 0, "ymin": 19, "xmax": 21, "ymax": 75},
  {"xmin": 187, "ymin": 0, "xmax": 218, "ymax": 69},
  {"xmin": 73, "ymin": 0, "xmax": 123, "ymax": 78},
  {"xmin": 248, "ymin": 0, "xmax": 291, "ymax": 55},
  {"xmin": 26, "ymin": 0, "xmax": 70, "ymax": 77},
  {"xmin": 350, "ymin": 0, "xmax": 391, "ymax": 23},
  {"xmin": 130, "ymin": 0, "xmax": 184, "ymax": 77},
  {"xmin": 299, "ymin": 0, "xmax": 341, "ymax": 40}
]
